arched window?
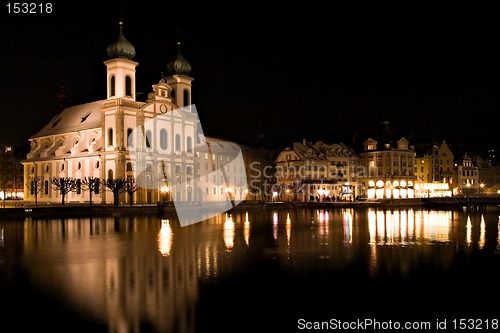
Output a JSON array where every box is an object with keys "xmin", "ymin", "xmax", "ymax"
[
  {"xmin": 160, "ymin": 129, "xmax": 168, "ymax": 150},
  {"xmin": 183, "ymin": 89, "xmax": 189, "ymax": 106},
  {"xmin": 175, "ymin": 134, "xmax": 181, "ymax": 151},
  {"xmin": 126, "ymin": 162, "xmax": 133, "ymax": 172},
  {"xmin": 108, "ymin": 128, "xmax": 113, "ymax": 146},
  {"xmin": 125, "ymin": 76, "xmax": 132, "ymax": 97},
  {"xmin": 170, "ymin": 89, "xmax": 176, "ymax": 99},
  {"xmin": 110, "ymin": 75, "xmax": 115, "ymax": 97},
  {"xmin": 146, "ymin": 130, "xmax": 152, "ymax": 148},
  {"xmin": 186, "ymin": 136, "xmax": 193, "ymax": 153},
  {"xmin": 127, "ymin": 128, "xmax": 134, "ymax": 147},
  {"xmin": 108, "ymin": 169, "xmax": 113, "ymax": 180}
]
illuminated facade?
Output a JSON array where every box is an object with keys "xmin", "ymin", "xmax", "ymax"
[
  {"xmin": 0, "ymin": 143, "xmax": 24, "ymax": 199},
  {"xmin": 21, "ymin": 23, "xmax": 267, "ymax": 205},
  {"xmin": 357, "ymin": 124, "xmax": 416, "ymax": 199},
  {"xmin": 413, "ymin": 140, "xmax": 454, "ymax": 197},
  {"xmin": 453, "ymin": 153, "xmax": 479, "ymax": 196},
  {"xmin": 274, "ymin": 139, "xmax": 359, "ymax": 201}
]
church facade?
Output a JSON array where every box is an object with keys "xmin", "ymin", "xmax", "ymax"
[{"xmin": 22, "ymin": 23, "xmax": 262, "ymax": 205}]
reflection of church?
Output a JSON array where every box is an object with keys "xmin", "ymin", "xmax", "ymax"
[{"xmin": 22, "ymin": 22, "xmax": 269, "ymax": 205}]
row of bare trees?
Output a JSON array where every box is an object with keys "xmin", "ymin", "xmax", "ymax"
[{"xmin": 26, "ymin": 176, "xmax": 138, "ymax": 206}]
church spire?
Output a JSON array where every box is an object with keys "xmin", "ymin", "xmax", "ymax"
[
  {"xmin": 166, "ymin": 42, "xmax": 192, "ymax": 76},
  {"xmin": 106, "ymin": 21, "xmax": 136, "ymax": 60}
]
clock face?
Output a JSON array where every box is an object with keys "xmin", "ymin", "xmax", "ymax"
[{"xmin": 160, "ymin": 104, "xmax": 167, "ymax": 114}]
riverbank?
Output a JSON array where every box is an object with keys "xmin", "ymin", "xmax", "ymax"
[{"xmin": 1, "ymin": 196, "xmax": 499, "ymax": 219}]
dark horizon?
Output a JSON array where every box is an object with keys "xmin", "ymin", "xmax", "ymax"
[{"xmin": 2, "ymin": 4, "xmax": 499, "ymax": 151}]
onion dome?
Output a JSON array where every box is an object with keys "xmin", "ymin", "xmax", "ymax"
[
  {"xmin": 106, "ymin": 21, "xmax": 136, "ymax": 60},
  {"xmin": 166, "ymin": 42, "xmax": 191, "ymax": 75}
]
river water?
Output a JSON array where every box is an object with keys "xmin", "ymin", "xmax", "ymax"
[{"xmin": 1, "ymin": 205, "xmax": 499, "ymax": 333}]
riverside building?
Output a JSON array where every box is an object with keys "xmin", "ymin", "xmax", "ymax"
[{"xmin": 21, "ymin": 22, "xmax": 266, "ymax": 205}]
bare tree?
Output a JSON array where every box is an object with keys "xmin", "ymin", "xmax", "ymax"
[
  {"xmin": 26, "ymin": 175, "xmax": 43, "ymax": 207},
  {"xmin": 123, "ymin": 178, "xmax": 138, "ymax": 206},
  {"xmin": 50, "ymin": 177, "xmax": 78, "ymax": 205},
  {"xmin": 81, "ymin": 177, "xmax": 100, "ymax": 206},
  {"xmin": 103, "ymin": 178, "xmax": 126, "ymax": 206}
]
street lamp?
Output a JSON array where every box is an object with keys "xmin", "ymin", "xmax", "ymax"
[
  {"xmin": 160, "ymin": 184, "xmax": 170, "ymax": 203},
  {"xmin": 480, "ymin": 182, "xmax": 485, "ymax": 195}
]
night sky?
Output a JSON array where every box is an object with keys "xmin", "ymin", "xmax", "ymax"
[{"xmin": 1, "ymin": 3, "xmax": 499, "ymax": 151}]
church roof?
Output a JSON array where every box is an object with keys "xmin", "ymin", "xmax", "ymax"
[
  {"xmin": 106, "ymin": 22, "xmax": 136, "ymax": 60},
  {"xmin": 31, "ymin": 101, "xmax": 102, "ymax": 138},
  {"xmin": 166, "ymin": 42, "xmax": 191, "ymax": 76}
]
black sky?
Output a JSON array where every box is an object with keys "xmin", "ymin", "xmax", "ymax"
[{"xmin": 1, "ymin": 3, "xmax": 499, "ymax": 150}]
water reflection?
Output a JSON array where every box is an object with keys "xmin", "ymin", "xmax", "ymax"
[
  {"xmin": 497, "ymin": 215, "xmax": 500, "ymax": 254},
  {"xmin": 158, "ymin": 219, "xmax": 173, "ymax": 256},
  {"xmin": 479, "ymin": 214, "xmax": 486, "ymax": 249},
  {"xmin": 466, "ymin": 215, "xmax": 472, "ymax": 246},
  {"xmin": 368, "ymin": 209, "xmax": 453, "ymax": 245},
  {"xmin": 223, "ymin": 213, "xmax": 235, "ymax": 251},
  {"xmin": 0, "ymin": 207, "xmax": 499, "ymax": 333}
]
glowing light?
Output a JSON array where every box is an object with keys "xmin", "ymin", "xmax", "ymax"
[
  {"xmin": 223, "ymin": 213, "xmax": 235, "ymax": 251},
  {"xmin": 244, "ymin": 212, "xmax": 250, "ymax": 246},
  {"xmin": 479, "ymin": 214, "xmax": 486, "ymax": 249},
  {"xmin": 343, "ymin": 209, "xmax": 353, "ymax": 245},
  {"xmin": 368, "ymin": 208, "xmax": 451, "ymax": 245},
  {"xmin": 466, "ymin": 216, "xmax": 472, "ymax": 246},
  {"xmin": 286, "ymin": 213, "xmax": 291, "ymax": 248},
  {"xmin": 273, "ymin": 212, "xmax": 278, "ymax": 242},
  {"xmin": 157, "ymin": 219, "xmax": 173, "ymax": 256}
]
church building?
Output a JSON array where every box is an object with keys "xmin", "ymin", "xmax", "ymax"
[{"xmin": 22, "ymin": 22, "xmax": 247, "ymax": 205}]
